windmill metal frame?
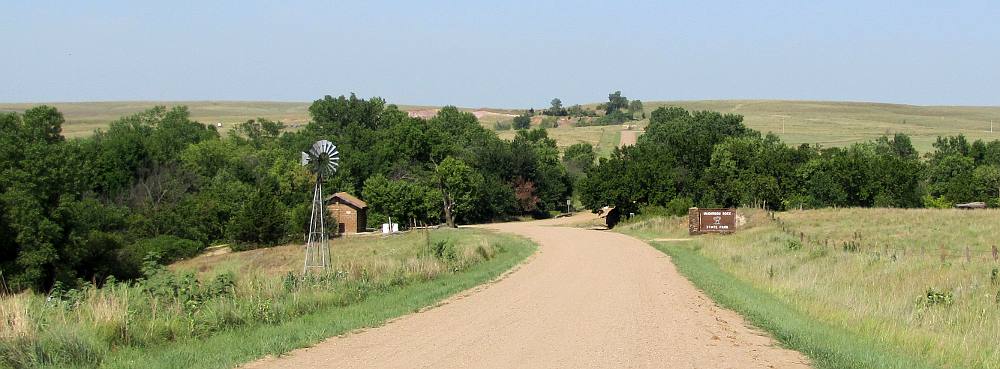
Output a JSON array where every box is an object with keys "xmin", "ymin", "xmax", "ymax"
[{"xmin": 301, "ymin": 140, "xmax": 340, "ymax": 273}]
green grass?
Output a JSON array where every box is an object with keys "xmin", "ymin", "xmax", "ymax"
[
  {"xmin": 1, "ymin": 228, "xmax": 536, "ymax": 369},
  {"xmin": 651, "ymin": 242, "xmax": 934, "ymax": 369},
  {"xmin": 618, "ymin": 209, "xmax": 1000, "ymax": 369}
]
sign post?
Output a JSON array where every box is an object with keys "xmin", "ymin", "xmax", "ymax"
[{"xmin": 688, "ymin": 207, "xmax": 737, "ymax": 235}]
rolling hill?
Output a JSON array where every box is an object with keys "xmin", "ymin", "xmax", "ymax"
[{"xmin": 2, "ymin": 100, "xmax": 999, "ymax": 153}]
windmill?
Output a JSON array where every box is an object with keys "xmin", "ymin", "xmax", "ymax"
[{"xmin": 301, "ymin": 139, "xmax": 339, "ymax": 273}]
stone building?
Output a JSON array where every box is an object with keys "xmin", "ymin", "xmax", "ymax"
[{"xmin": 325, "ymin": 192, "xmax": 368, "ymax": 234}]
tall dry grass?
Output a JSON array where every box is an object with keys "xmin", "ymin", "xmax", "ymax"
[
  {"xmin": 622, "ymin": 208, "xmax": 1000, "ymax": 369},
  {"xmin": 0, "ymin": 227, "xmax": 508, "ymax": 368}
]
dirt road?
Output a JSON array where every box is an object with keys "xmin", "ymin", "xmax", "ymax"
[
  {"xmin": 620, "ymin": 130, "xmax": 640, "ymax": 146},
  {"xmin": 245, "ymin": 215, "xmax": 810, "ymax": 369}
]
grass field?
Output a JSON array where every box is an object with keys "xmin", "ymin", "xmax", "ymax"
[
  {"xmin": 497, "ymin": 124, "xmax": 622, "ymax": 156},
  {"xmin": 619, "ymin": 209, "xmax": 1000, "ymax": 369},
  {"xmin": 635, "ymin": 100, "xmax": 1000, "ymax": 152},
  {"xmin": 553, "ymin": 100, "xmax": 1000, "ymax": 153},
  {"xmin": 3, "ymin": 99, "xmax": 998, "ymax": 153},
  {"xmin": 0, "ymin": 228, "xmax": 536, "ymax": 369}
]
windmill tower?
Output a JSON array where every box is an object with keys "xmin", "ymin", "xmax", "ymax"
[{"xmin": 301, "ymin": 140, "xmax": 340, "ymax": 273}]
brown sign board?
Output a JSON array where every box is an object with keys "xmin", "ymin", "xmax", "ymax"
[{"xmin": 688, "ymin": 208, "xmax": 737, "ymax": 235}]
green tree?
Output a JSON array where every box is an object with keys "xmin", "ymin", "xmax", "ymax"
[
  {"xmin": 973, "ymin": 165, "xmax": 1000, "ymax": 206},
  {"xmin": 563, "ymin": 143, "xmax": 596, "ymax": 179},
  {"xmin": 605, "ymin": 91, "xmax": 628, "ymax": 115},
  {"xmin": 434, "ymin": 157, "xmax": 482, "ymax": 227},
  {"xmin": 566, "ymin": 104, "xmax": 595, "ymax": 117},
  {"xmin": 703, "ymin": 134, "xmax": 800, "ymax": 209},
  {"xmin": 927, "ymin": 154, "xmax": 976, "ymax": 203},
  {"xmin": 232, "ymin": 118, "xmax": 285, "ymax": 148},
  {"xmin": 545, "ymin": 98, "xmax": 567, "ymax": 116},
  {"xmin": 512, "ymin": 114, "xmax": 531, "ymax": 130},
  {"xmin": 21, "ymin": 105, "xmax": 65, "ymax": 144},
  {"xmin": 227, "ymin": 188, "xmax": 288, "ymax": 246},
  {"xmin": 628, "ymin": 100, "xmax": 644, "ymax": 119}
]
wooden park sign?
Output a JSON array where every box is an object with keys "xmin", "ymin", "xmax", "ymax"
[{"xmin": 688, "ymin": 208, "xmax": 737, "ymax": 235}]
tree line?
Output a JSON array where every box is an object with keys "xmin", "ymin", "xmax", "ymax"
[
  {"xmin": 502, "ymin": 91, "xmax": 645, "ymax": 131},
  {"xmin": 0, "ymin": 94, "xmax": 573, "ymax": 292},
  {"xmin": 579, "ymin": 106, "xmax": 1000, "ymax": 219}
]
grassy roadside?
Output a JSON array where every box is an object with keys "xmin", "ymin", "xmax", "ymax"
[
  {"xmin": 650, "ymin": 242, "xmax": 933, "ymax": 369},
  {"xmin": 3, "ymin": 229, "xmax": 536, "ymax": 369},
  {"xmin": 619, "ymin": 209, "xmax": 1000, "ymax": 369},
  {"xmin": 97, "ymin": 232, "xmax": 535, "ymax": 369}
]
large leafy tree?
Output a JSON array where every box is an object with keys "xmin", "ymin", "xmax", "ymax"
[
  {"xmin": 605, "ymin": 91, "xmax": 628, "ymax": 115},
  {"xmin": 703, "ymin": 133, "xmax": 804, "ymax": 209},
  {"xmin": 434, "ymin": 157, "xmax": 482, "ymax": 227}
]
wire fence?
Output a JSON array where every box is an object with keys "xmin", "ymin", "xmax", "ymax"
[{"xmin": 767, "ymin": 211, "xmax": 1000, "ymax": 264}]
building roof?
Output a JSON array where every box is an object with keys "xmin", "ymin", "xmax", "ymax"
[{"xmin": 326, "ymin": 192, "xmax": 368, "ymax": 208}]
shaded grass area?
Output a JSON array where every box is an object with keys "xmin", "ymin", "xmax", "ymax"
[
  {"xmin": 652, "ymin": 242, "xmax": 935, "ymax": 369},
  {"xmin": 2, "ymin": 229, "xmax": 536, "ymax": 369}
]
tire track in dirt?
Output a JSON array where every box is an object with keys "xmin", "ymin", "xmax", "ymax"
[{"xmin": 244, "ymin": 214, "xmax": 811, "ymax": 369}]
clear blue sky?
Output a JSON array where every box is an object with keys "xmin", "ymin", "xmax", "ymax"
[{"xmin": 3, "ymin": 0, "xmax": 998, "ymax": 107}]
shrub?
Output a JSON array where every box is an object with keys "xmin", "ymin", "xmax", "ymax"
[
  {"xmin": 428, "ymin": 240, "xmax": 457, "ymax": 261},
  {"xmin": 665, "ymin": 197, "xmax": 694, "ymax": 216},
  {"xmin": 125, "ymin": 235, "xmax": 203, "ymax": 265},
  {"xmin": 512, "ymin": 114, "xmax": 531, "ymax": 130},
  {"xmin": 917, "ymin": 288, "xmax": 954, "ymax": 307},
  {"xmin": 922, "ymin": 194, "xmax": 953, "ymax": 209},
  {"xmin": 539, "ymin": 116, "xmax": 557, "ymax": 129}
]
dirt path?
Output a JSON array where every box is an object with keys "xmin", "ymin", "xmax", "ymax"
[
  {"xmin": 620, "ymin": 130, "xmax": 640, "ymax": 146},
  {"xmin": 244, "ymin": 215, "xmax": 811, "ymax": 369}
]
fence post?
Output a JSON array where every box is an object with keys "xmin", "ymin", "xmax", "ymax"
[
  {"xmin": 800, "ymin": 232, "xmax": 804, "ymax": 244},
  {"xmin": 940, "ymin": 245, "xmax": 947, "ymax": 263},
  {"xmin": 993, "ymin": 245, "xmax": 998, "ymax": 262},
  {"xmin": 965, "ymin": 246, "xmax": 971, "ymax": 263}
]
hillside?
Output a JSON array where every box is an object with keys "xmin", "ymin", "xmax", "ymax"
[
  {"xmin": 3, "ymin": 100, "xmax": 999, "ymax": 152},
  {"xmin": 637, "ymin": 100, "xmax": 1000, "ymax": 152}
]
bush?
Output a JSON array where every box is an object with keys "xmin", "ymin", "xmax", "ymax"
[
  {"xmin": 125, "ymin": 235, "xmax": 203, "ymax": 265},
  {"xmin": 922, "ymin": 194, "xmax": 953, "ymax": 209},
  {"xmin": 917, "ymin": 288, "xmax": 954, "ymax": 307},
  {"xmin": 428, "ymin": 240, "xmax": 457, "ymax": 261},
  {"xmin": 665, "ymin": 197, "xmax": 694, "ymax": 216},
  {"xmin": 783, "ymin": 194, "xmax": 819, "ymax": 210},
  {"xmin": 539, "ymin": 116, "xmax": 557, "ymax": 129},
  {"xmin": 595, "ymin": 111, "xmax": 631, "ymax": 125},
  {"xmin": 512, "ymin": 114, "xmax": 531, "ymax": 130}
]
